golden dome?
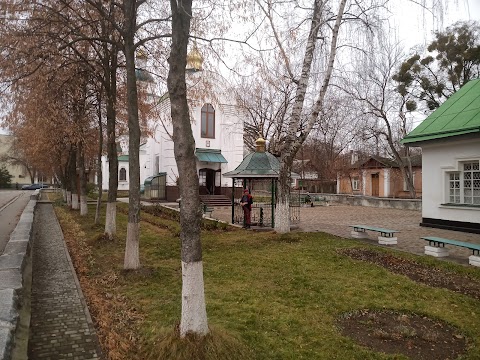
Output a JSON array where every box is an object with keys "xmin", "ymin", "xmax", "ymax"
[
  {"xmin": 255, "ymin": 138, "xmax": 266, "ymax": 152},
  {"xmin": 186, "ymin": 45, "xmax": 203, "ymax": 72},
  {"xmin": 136, "ymin": 49, "xmax": 147, "ymax": 60}
]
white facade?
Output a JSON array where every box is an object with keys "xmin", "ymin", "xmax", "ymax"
[
  {"xmin": 101, "ymin": 70, "xmax": 245, "ymax": 194},
  {"xmin": 421, "ymin": 136, "xmax": 480, "ymax": 224}
]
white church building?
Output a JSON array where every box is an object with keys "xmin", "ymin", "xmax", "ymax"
[{"xmin": 101, "ymin": 48, "xmax": 245, "ymax": 201}]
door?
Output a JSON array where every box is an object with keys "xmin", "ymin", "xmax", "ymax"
[
  {"xmin": 371, "ymin": 173, "xmax": 379, "ymax": 197},
  {"xmin": 205, "ymin": 169, "xmax": 215, "ymax": 194}
]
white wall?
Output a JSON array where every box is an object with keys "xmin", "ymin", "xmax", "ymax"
[
  {"xmin": 421, "ymin": 137, "xmax": 480, "ymax": 223},
  {"xmin": 141, "ymin": 74, "xmax": 244, "ymax": 188},
  {"xmin": 100, "ymin": 158, "xmax": 129, "ymax": 191},
  {"xmin": 100, "ymin": 71, "xmax": 245, "ymax": 192}
]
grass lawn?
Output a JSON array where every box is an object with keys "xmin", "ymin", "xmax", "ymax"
[{"xmin": 52, "ymin": 200, "xmax": 480, "ymax": 360}]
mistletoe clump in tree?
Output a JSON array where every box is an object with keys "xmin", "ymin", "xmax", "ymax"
[{"xmin": 394, "ymin": 21, "xmax": 480, "ymax": 111}]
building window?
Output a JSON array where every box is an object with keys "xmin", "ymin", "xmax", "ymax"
[
  {"xmin": 119, "ymin": 167, "xmax": 127, "ymax": 181},
  {"xmin": 201, "ymin": 103, "xmax": 215, "ymax": 138},
  {"xmin": 352, "ymin": 177, "xmax": 360, "ymax": 191},
  {"xmin": 403, "ymin": 173, "xmax": 415, "ymax": 191},
  {"xmin": 463, "ymin": 161, "xmax": 480, "ymax": 205},
  {"xmin": 447, "ymin": 161, "xmax": 480, "ymax": 205}
]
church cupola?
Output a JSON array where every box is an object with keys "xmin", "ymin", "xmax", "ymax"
[{"xmin": 186, "ymin": 43, "xmax": 203, "ymax": 72}]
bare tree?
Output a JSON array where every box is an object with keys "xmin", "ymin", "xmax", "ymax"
[
  {"xmin": 235, "ymin": 67, "xmax": 296, "ymax": 154},
  {"xmin": 248, "ymin": 0, "xmax": 350, "ymax": 232},
  {"xmin": 344, "ymin": 36, "xmax": 417, "ymax": 197}
]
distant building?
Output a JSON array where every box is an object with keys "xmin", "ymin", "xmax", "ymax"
[
  {"xmin": 337, "ymin": 154, "xmax": 422, "ymax": 198},
  {"xmin": 0, "ymin": 134, "xmax": 30, "ymax": 187}
]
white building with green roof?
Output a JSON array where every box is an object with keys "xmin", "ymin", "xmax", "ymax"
[
  {"xmin": 402, "ymin": 79, "xmax": 480, "ymax": 233},
  {"xmin": 100, "ymin": 50, "xmax": 245, "ymax": 200}
]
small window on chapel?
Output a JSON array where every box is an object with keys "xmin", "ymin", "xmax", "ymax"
[
  {"xmin": 201, "ymin": 103, "xmax": 215, "ymax": 139},
  {"xmin": 119, "ymin": 168, "xmax": 127, "ymax": 181}
]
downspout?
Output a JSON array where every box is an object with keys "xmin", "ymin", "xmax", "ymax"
[
  {"xmin": 231, "ymin": 177, "xmax": 235, "ymax": 224},
  {"xmin": 271, "ymin": 178, "xmax": 275, "ymax": 228}
]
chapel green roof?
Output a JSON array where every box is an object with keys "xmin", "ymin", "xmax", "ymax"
[
  {"xmin": 223, "ymin": 151, "xmax": 281, "ymax": 178},
  {"xmin": 402, "ymin": 78, "xmax": 480, "ymax": 145},
  {"xmin": 118, "ymin": 155, "xmax": 129, "ymax": 162}
]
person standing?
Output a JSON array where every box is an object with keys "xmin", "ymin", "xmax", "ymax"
[{"xmin": 240, "ymin": 188, "xmax": 253, "ymax": 228}]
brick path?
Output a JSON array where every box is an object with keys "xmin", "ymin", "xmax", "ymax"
[
  {"xmin": 28, "ymin": 204, "xmax": 101, "ymax": 360},
  {"xmin": 211, "ymin": 204, "xmax": 480, "ymax": 265}
]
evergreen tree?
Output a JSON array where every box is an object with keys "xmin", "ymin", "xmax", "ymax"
[{"xmin": 0, "ymin": 165, "xmax": 12, "ymax": 188}]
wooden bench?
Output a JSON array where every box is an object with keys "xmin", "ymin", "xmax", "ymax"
[
  {"xmin": 421, "ymin": 236, "xmax": 480, "ymax": 267},
  {"xmin": 349, "ymin": 225, "xmax": 399, "ymax": 245},
  {"xmin": 313, "ymin": 196, "xmax": 329, "ymax": 206}
]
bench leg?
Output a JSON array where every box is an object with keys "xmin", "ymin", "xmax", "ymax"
[
  {"xmin": 469, "ymin": 255, "xmax": 480, "ymax": 267},
  {"xmin": 378, "ymin": 236, "xmax": 397, "ymax": 245},
  {"xmin": 424, "ymin": 245, "xmax": 449, "ymax": 257},
  {"xmin": 351, "ymin": 230, "xmax": 369, "ymax": 239}
]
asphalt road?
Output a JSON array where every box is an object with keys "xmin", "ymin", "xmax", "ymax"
[{"xmin": 0, "ymin": 190, "xmax": 31, "ymax": 254}]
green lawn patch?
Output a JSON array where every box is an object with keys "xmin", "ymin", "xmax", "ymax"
[{"xmin": 53, "ymin": 202, "xmax": 480, "ymax": 360}]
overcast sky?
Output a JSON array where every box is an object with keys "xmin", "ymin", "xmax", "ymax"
[
  {"xmin": 391, "ymin": 0, "xmax": 480, "ymax": 49},
  {"xmin": 1, "ymin": 1, "xmax": 479, "ymax": 136}
]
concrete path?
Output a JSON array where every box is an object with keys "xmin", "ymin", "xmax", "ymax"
[
  {"xmin": 295, "ymin": 204, "xmax": 480, "ymax": 262},
  {"xmin": 28, "ymin": 203, "xmax": 101, "ymax": 360}
]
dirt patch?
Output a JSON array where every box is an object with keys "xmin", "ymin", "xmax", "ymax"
[
  {"xmin": 339, "ymin": 248, "xmax": 480, "ymax": 300},
  {"xmin": 338, "ymin": 309, "xmax": 468, "ymax": 360},
  {"xmin": 337, "ymin": 248, "xmax": 479, "ymax": 359}
]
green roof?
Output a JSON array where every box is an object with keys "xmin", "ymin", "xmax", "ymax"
[
  {"xmin": 135, "ymin": 68, "xmax": 155, "ymax": 83},
  {"xmin": 223, "ymin": 151, "xmax": 281, "ymax": 178},
  {"xmin": 118, "ymin": 155, "xmax": 129, "ymax": 162},
  {"xmin": 144, "ymin": 173, "xmax": 166, "ymax": 185},
  {"xmin": 195, "ymin": 148, "xmax": 228, "ymax": 163},
  {"xmin": 402, "ymin": 79, "xmax": 480, "ymax": 145}
]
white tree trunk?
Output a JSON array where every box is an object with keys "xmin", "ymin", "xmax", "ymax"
[
  {"xmin": 274, "ymin": 200, "xmax": 290, "ymax": 233},
  {"xmin": 180, "ymin": 261, "xmax": 208, "ymax": 337},
  {"xmin": 124, "ymin": 222, "xmax": 140, "ymax": 269},
  {"xmin": 104, "ymin": 202, "xmax": 117, "ymax": 239},
  {"xmin": 71, "ymin": 193, "xmax": 79, "ymax": 209},
  {"xmin": 65, "ymin": 190, "xmax": 70, "ymax": 205},
  {"xmin": 80, "ymin": 195, "xmax": 88, "ymax": 216}
]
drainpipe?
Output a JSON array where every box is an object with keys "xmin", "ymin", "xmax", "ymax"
[{"xmin": 231, "ymin": 178, "xmax": 235, "ymax": 224}]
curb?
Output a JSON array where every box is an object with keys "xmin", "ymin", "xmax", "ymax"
[{"xmin": 0, "ymin": 191, "xmax": 39, "ymax": 360}]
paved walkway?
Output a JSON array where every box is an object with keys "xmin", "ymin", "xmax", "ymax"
[
  {"xmin": 28, "ymin": 203, "xmax": 101, "ymax": 360},
  {"xmin": 211, "ymin": 204, "xmax": 480, "ymax": 265}
]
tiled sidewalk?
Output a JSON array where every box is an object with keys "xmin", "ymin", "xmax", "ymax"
[{"xmin": 28, "ymin": 204, "xmax": 101, "ymax": 360}]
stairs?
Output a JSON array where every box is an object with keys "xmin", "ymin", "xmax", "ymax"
[{"xmin": 200, "ymin": 195, "xmax": 232, "ymax": 207}]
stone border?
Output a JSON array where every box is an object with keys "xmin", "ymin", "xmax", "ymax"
[
  {"xmin": 310, "ymin": 193, "xmax": 422, "ymax": 211},
  {"xmin": 53, "ymin": 208, "xmax": 104, "ymax": 358},
  {"xmin": 0, "ymin": 190, "xmax": 39, "ymax": 359}
]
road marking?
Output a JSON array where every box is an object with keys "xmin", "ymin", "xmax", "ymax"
[{"xmin": 0, "ymin": 193, "xmax": 24, "ymax": 214}]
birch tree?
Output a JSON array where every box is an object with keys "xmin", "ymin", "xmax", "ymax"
[{"xmin": 247, "ymin": 0, "xmax": 350, "ymax": 232}]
